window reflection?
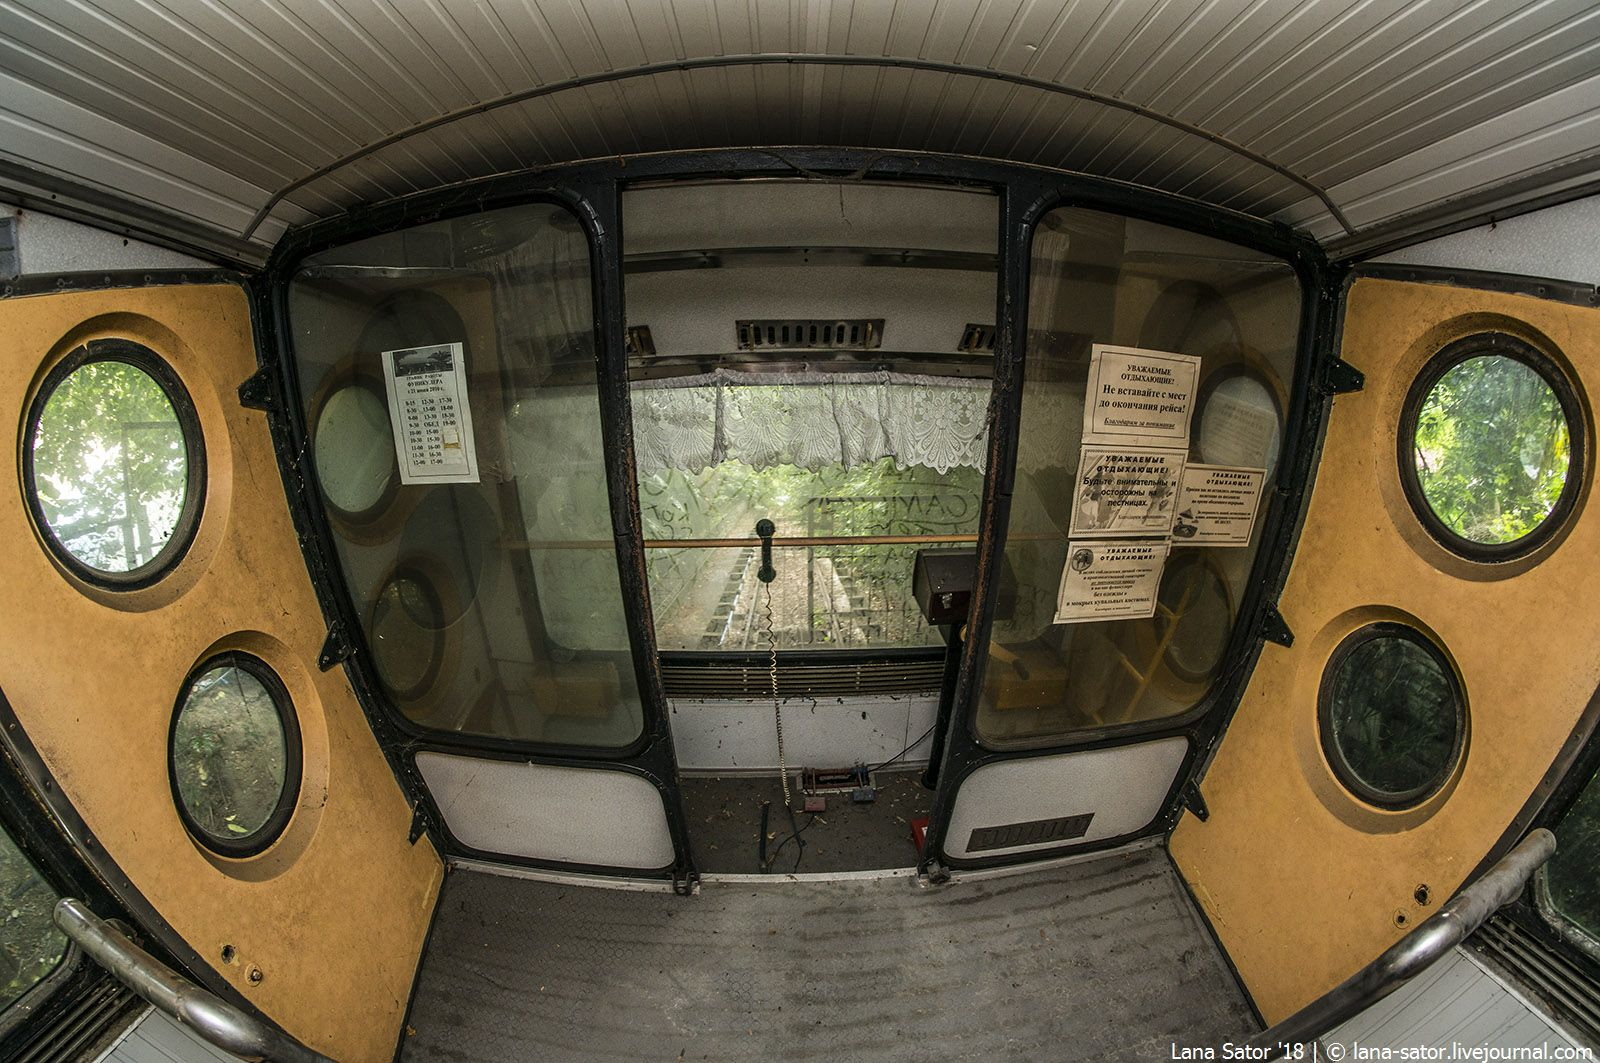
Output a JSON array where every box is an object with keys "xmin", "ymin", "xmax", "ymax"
[
  {"xmin": 1318, "ymin": 626, "xmax": 1464, "ymax": 808},
  {"xmin": 288, "ymin": 204, "xmax": 645, "ymax": 748}
]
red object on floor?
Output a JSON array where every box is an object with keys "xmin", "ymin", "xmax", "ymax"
[
  {"xmin": 911, "ymin": 816, "xmax": 930, "ymax": 854},
  {"xmin": 803, "ymin": 795, "xmax": 826, "ymax": 813}
]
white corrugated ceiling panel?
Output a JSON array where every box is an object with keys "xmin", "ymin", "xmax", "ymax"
[{"xmin": 0, "ymin": 0, "xmax": 1597, "ymax": 263}]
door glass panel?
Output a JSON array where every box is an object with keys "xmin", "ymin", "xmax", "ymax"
[
  {"xmin": 287, "ymin": 204, "xmax": 645, "ymax": 748},
  {"xmin": 0, "ymin": 828, "xmax": 67, "ymax": 1013},
  {"xmin": 977, "ymin": 209, "xmax": 1302, "ymax": 749}
]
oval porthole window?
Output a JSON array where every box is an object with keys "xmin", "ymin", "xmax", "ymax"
[
  {"xmin": 313, "ymin": 384, "xmax": 395, "ymax": 519},
  {"xmin": 24, "ymin": 340, "xmax": 204, "ymax": 588},
  {"xmin": 1400, "ymin": 334, "xmax": 1583, "ymax": 561},
  {"xmin": 169, "ymin": 653, "xmax": 301, "ymax": 857},
  {"xmin": 1318, "ymin": 623, "xmax": 1466, "ymax": 810},
  {"xmin": 1156, "ymin": 553, "xmax": 1233, "ymax": 684},
  {"xmin": 369, "ymin": 571, "xmax": 446, "ymax": 701}
]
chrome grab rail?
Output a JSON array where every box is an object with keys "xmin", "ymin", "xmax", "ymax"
[
  {"xmin": 53, "ymin": 898, "xmax": 334, "ymax": 1063},
  {"xmin": 1245, "ymin": 828, "xmax": 1558, "ymax": 1057}
]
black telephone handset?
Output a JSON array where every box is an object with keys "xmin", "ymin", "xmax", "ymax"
[{"xmin": 756, "ymin": 519, "xmax": 776, "ymax": 583}]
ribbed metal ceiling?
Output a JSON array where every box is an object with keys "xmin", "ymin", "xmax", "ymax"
[{"xmin": 2, "ymin": 0, "xmax": 1599, "ymax": 266}]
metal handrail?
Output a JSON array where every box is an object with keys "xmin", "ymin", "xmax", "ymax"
[
  {"xmin": 52, "ymin": 898, "xmax": 334, "ymax": 1063},
  {"xmin": 1245, "ymin": 828, "xmax": 1558, "ymax": 1056}
]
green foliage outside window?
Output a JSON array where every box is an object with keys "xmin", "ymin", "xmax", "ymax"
[
  {"xmin": 1325, "ymin": 633, "xmax": 1460, "ymax": 804},
  {"xmin": 1412, "ymin": 355, "xmax": 1569, "ymax": 546},
  {"xmin": 30, "ymin": 360, "xmax": 189, "ymax": 572},
  {"xmin": 171, "ymin": 666, "xmax": 289, "ymax": 843},
  {"xmin": 643, "ymin": 459, "xmax": 982, "ymax": 649},
  {"xmin": 0, "ymin": 831, "xmax": 65, "ymax": 1012}
]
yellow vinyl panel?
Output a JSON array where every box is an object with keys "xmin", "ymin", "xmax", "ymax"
[
  {"xmin": 0, "ymin": 284, "xmax": 443, "ymax": 1061},
  {"xmin": 1171, "ymin": 277, "xmax": 1600, "ymax": 1022}
]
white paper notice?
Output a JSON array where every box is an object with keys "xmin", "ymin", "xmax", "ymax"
[
  {"xmin": 1054, "ymin": 540, "xmax": 1171, "ymax": 624},
  {"xmin": 1068, "ymin": 446, "xmax": 1187, "ymax": 538},
  {"xmin": 1172, "ymin": 464, "xmax": 1267, "ymax": 546},
  {"xmin": 1083, "ymin": 344, "xmax": 1202, "ymax": 447},
  {"xmin": 381, "ymin": 341, "xmax": 480, "ymax": 485}
]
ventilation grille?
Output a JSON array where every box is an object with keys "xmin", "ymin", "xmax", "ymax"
[
  {"xmin": 736, "ymin": 318, "xmax": 884, "ymax": 351},
  {"xmin": 959, "ymin": 323, "xmax": 996, "ymax": 352},
  {"xmin": 14, "ymin": 976, "xmax": 140, "ymax": 1063},
  {"xmin": 661, "ymin": 656, "xmax": 944, "ymax": 700},
  {"xmin": 967, "ymin": 813, "xmax": 1094, "ymax": 853},
  {"xmin": 1476, "ymin": 915, "xmax": 1600, "ymax": 1042}
]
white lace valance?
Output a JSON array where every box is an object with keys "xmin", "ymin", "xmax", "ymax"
[{"xmin": 631, "ymin": 370, "xmax": 992, "ymax": 475}]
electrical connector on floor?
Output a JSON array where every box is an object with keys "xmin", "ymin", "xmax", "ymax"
[{"xmin": 850, "ymin": 786, "xmax": 876, "ymax": 804}]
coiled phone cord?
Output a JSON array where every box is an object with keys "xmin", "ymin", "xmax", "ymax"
[{"xmin": 763, "ymin": 581, "xmax": 791, "ymax": 809}]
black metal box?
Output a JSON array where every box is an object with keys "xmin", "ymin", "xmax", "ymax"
[{"xmin": 912, "ymin": 549, "xmax": 977, "ymax": 626}]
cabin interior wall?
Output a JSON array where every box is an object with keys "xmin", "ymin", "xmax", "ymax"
[
  {"xmin": 0, "ymin": 283, "xmax": 443, "ymax": 1062},
  {"xmin": 0, "ymin": 201, "xmax": 212, "ymax": 274},
  {"xmin": 1170, "ymin": 276, "xmax": 1600, "ymax": 1023},
  {"xmin": 1372, "ymin": 193, "xmax": 1600, "ymax": 285}
]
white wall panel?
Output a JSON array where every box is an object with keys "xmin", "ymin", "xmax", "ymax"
[
  {"xmin": 416, "ymin": 752, "xmax": 676, "ymax": 870},
  {"xmin": 1, "ymin": 202, "xmax": 211, "ymax": 272},
  {"xmin": 670, "ymin": 694, "xmax": 938, "ymax": 772},
  {"xmin": 942, "ymin": 736, "xmax": 1189, "ymax": 861},
  {"xmin": 1374, "ymin": 192, "xmax": 1600, "ymax": 286}
]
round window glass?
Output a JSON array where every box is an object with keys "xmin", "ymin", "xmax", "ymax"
[
  {"xmin": 169, "ymin": 654, "xmax": 300, "ymax": 856},
  {"xmin": 1197, "ymin": 372, "xmax": 1281, "ymax": 474},
  {"xmin": 1318, "ymin": 624, "xmax": 1465, "ymax": 809},
  {"xmin": 1157, "ymin": 554, "xmax": 1232, "ymax": 683},
  {"xmin": 25, "ymin": 343, "xmax": 203, "ymax": 586},
  {"xmin": 1403, "ymin": 336, "xmax": 1581, "ymax": 559},
  {"xmin": 370, "ymin": 572, "xmax": 445, "ymax": 700},
  {"xmin": 314, "ymin": 385, "xmax": 395, "ymax": 517}
]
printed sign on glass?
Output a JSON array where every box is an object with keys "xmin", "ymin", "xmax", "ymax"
[
  {"xmin": 381, "ymin": 341, "xmax": 480, "ymax": 485},
  {"xmin": 1172, "ymin": 464, "xmax": 1267, "ymax": 547},
  {"xmin": 1054, "ymin": 540, "xmax": 1171, "ymax": 624},
  {"xmin": 1083, "ymin": 345, "xmax": 1201, "ymax": 447},
  {"xmin": 1068, "ymin": 446, "xmax": 1187, "ymax": 538}
]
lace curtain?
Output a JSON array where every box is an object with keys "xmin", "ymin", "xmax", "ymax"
[{"xmin": 631, "ymin": 370, "xmax": 992, "ymax": 475}]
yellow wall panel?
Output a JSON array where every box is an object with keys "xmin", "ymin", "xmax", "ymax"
[
  {"xmin": 1171, "ymin": 277, "xmax": 1600, "ymax": 1022},
  {"xmin": 0, "ymin": 284, "xmax": 443, "ymax": 1061}
]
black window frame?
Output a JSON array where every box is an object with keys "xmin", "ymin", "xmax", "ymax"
[
  {"xmin": 22, "ymin": 338, "xmax": 207, "ymax": 591},
  {"xmin": 257, "ymin": 150, "xmax": 1331, "ymax": 881},
  {"xmin": 168, "ymin": 651, "xmax": 303, "ymax": 859},
  {"xmin": 1397, "ymin": 331, "xmax": 1586, "ymax": 563},
  {"xmin": 1317, "ymin": 621, "xmax": 1468, "ymax": 811}
]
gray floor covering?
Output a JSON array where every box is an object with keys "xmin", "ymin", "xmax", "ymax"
[
  {"xmin": 680, "ymin": 769, "xmax": 933, "ymax": 873},
  {"xmin": 401, "ymin": 845, "xmax": 1258, "ymax": 1062}
]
